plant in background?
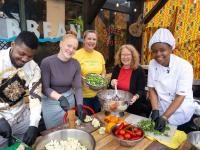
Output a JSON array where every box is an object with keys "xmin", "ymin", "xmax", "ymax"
[{"xmin": 68, "ymin": 16, "xmax": 84, "ymax": 33}]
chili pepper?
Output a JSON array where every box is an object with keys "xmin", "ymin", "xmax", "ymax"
[
  {"xmin": 117, "ymin": 123, "xmax": 124, "ymax": 130},
  {"xmin": 122, "ymin": 124, "xmax": 130, "ymax": 130},
  {"xmin": 125, "ymin": 129, "xmax": 136, "ymax": 137}
]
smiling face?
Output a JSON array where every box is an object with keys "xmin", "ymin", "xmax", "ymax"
[
  {"xmin": 83, "ymin": 32, "xmax": 97, "ymax": 51},
  {"xmin": 151, "ymin": 42, "xmax": 172, "ymax": 66},
  {"xmin": 10, "ymin": 42, "xmax": 35, "ymax": 68},
  {"xmin": 59, "ymin": 37, "xmax": 78, "ymax": 60},
  {"xmin": 120, "ymin": 48, "xmax": 132, "ymax": 68}
]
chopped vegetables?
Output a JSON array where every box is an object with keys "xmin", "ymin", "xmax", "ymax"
[
  {"xmin": 85, "ymin": 74, "xmax": 107, "ymax": 88},
  {"xmin": 137, "ymin": 120, "xmax": 170, "ymax": 136},
  {"xmin": 84, "ymin": 115, "xmax": 93, "ymax": 123},
  {"xmin": 104, "ymin": 115, "xmax": 119, "ymax": 123},
  {"xmin": 45, "ymin": 138, "xmax": 87, "ymax": 150},
  {"xmin": 98, "ymin": 127, "xmax": 106, "ymax": 135},
  {"xmin": 92, "ymin": 118, "xmax": 100, "ymax": 128},
  {"xmin": 75, "ymin": 119, "xmax": 81, "ymax": 126}
]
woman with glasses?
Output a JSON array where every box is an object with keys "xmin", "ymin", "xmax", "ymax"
[
  {"xmin": 110, "ymin": 44, "xmax": 150, "ymax": 117},
  {"xmin": 73, "ymin": 30, "xmax": 106, "ymax": 113},
  {"xmin": 40, "ymin": 31, "xmax": 85, "ymax": 129}
]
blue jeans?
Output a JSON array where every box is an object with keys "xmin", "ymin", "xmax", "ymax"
[{"xmin": 83, "ymin": 96, "xmax": 101, "ymax": 114}]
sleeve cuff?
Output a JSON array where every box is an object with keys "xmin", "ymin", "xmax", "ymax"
[
  {"xmin": 176, "ymin": 91, "xmax": 187, "ymax": 96},
  {"xmin": 30, "ymin": 114, "xmax": 41, "ymax": 127},
  {"xmin": 147, "ymin": 84, "xmax": 154, "ymax": 88}
]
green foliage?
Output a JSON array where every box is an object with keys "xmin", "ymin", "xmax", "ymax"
[{"xmin": 137, "ymin": 120, "xmax": 170, "ymax": 136}]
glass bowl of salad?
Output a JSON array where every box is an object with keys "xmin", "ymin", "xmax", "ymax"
[{"xmin": 85, "ymin": 73, "xmax": 108, "ymax": 90}]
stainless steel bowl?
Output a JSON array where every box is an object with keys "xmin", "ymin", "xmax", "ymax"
[
  {"xmin": 111, "ymin": 124, "xmax": 144, "ymax": 147},
  {"xmin": 193, "ymin": 117, "xmax": 200, "ymax": 131},
  {"xmin": 34, "ymin": 129, "xmax": 96, "ymax": 150},
  {"xmin": 97, "ymin": 89, "xmax": 133, "ymax": 116},
  {"xmin": 188, "ymin": 131, "xmax": 200, "ymax": 150}
]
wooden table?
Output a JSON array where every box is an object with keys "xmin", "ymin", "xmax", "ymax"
[
  {"xmin": 35, "ymin": 111, "xmax": 192, "ymax": 150},
  {"xmin": 92, "ymin": 112, "xmax": 170, "ymax": 150}
]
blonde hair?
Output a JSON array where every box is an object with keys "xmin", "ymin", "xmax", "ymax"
[
  {"xmin": 115, "ymin": 44, "xmax": 140, "ymax": 70},
  {"xmin": 83, "ymin": 30, "xmax": 97, "ymax": 39},
  {"xmin": 62, "ymin": 30, "xmax": 77, "ymax": 41}
]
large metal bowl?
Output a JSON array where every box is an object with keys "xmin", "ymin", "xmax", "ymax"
[
  {"xmin": 97, "ymin": 89, "xmax": 133, "ymax": 116},
  {"xmin": 34, "ymin": 129, "xmax": 96, "ymax": 150},
  {"xmin": 187, "ymin": 131, "xmax": 200, "ymax": 150}
]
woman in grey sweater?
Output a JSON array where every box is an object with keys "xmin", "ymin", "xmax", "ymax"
[{"xmin": 40, "ymin": 31, "xmax": 85, "ymax": 129}]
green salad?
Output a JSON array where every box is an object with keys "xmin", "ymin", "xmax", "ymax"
[
  {"xmin": 137, "ymin": 120, "xmax": 170, "ymax": 136},
  {"xmin": 86, "ymin": 74, "xmax": 107, "ymax": 87}
]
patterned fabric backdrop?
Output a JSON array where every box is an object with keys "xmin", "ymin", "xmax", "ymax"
[{"xmin": 142, "ymin": 0, "xmax": 200, "ymax": 79}]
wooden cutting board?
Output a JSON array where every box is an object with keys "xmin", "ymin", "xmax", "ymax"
[
  {"xmin": 125, "ymin": 114, "xmax": 177, "ymax": 142},
  {"xmin": 41, "ymin": 116, "xmax": 103, "ymax": 136}
]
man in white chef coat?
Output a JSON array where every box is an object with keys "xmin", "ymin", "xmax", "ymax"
[
  {"xmin": 148, "ymin": 28, "xmax": 195, "ymax": 132},
  {"xmin": 0, "ymin": 31, "xmax": 42, "ymax": 148}
]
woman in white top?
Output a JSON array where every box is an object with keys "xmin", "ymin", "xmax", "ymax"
[{"xmin": 148, "ymin": 28, "xmax": 195, "ymax": 132}]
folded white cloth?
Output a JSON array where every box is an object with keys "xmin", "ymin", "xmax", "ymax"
[{"xmin": 149, "ymin": 28, "xmax": 176, "ymax": 51}]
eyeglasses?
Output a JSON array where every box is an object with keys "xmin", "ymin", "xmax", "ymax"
[
  {"xmin": 85, "ymin": 30, "xmax": 96, "ymax": 33},
  {"xmin": 121, "ymin": 54, "xmax": 132, "ymax": 57}
]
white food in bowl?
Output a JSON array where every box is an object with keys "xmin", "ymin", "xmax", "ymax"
[
  {"xmin": 195, "ymin": 143, "xmax": 200, "ymax": 149},
  {"xmin": 45, "ymin": 138, "xmax": 87, "ymax": 150}
]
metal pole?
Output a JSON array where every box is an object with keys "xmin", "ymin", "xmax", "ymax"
[{"xmin": 19, "ymin": 0, "xmax": 27, "ymax": 31}]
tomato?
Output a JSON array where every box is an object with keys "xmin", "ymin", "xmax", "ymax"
[
  {"xmin": 133, "ymin": 127, "xmax": 139, "ymax": 132},
  {"xmin": 124, "ymin": 129, "xmax": 135, "ymax": 137},
  {"xmin": 132, "ymin": 136, "xmax": 140, "ymax": 140},
  {"xmin": 114, "ymin": 129, "xmax": 120, "ymax": 135},
  {"xmin": 130, "ymin": 131, "xmax": 136, "ymax": 137},
  {"xmin": 136, "ymin": 130, "xmax": 143, "ymax": 137},
  {"xmin": 122, "ymin": 124, "xmax": 129, "ymax": 129},
  {"xmin": 124, "ymin": 133, "xmax": 131, "ymax": 140},
  {"xmin": 116, "ymin": 134, "xmax": 124, "ymax": 140},
  {"xmin": 119, "ymin": 129, "xmax": 126, "ymax": 135}
]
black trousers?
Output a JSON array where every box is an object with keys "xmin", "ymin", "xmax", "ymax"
[
  {"xmin": 126, "ymin": 97, "xmax": 152, "ymax": 117},
  {"xmin": 177, "ymin": 114, "xmax": 199, "ymax": 133}
]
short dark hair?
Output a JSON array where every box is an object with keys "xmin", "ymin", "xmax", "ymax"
[
  {"xmin": 15, "ymin": 31, "xmax": 38, "ymax": 49},
  {"xmin": 83, "ymin": 30, "xmax": 97, "ymax": 39}
]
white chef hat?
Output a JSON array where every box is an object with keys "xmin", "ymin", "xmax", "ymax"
[{"xmin": 148, "ymin": 28, "xmax": 176, "ymax": 51}]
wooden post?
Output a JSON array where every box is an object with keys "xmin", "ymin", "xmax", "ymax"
[
  {"xmin": 46, "ymin": 0, "xmax": 65, "ymax": 37},
  {"xmin": 19, "ymin": 0, "xmax": 27, "ymax": 31}
]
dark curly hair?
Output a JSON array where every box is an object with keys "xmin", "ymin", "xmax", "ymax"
[{"xmin": 15, "ymin": 31, "xmax": 38, "ymax": 50}]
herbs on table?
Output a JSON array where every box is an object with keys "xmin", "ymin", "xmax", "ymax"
[{"xmin": 137, "ymin": 120, "xmax": 170, "ymax": 136}]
